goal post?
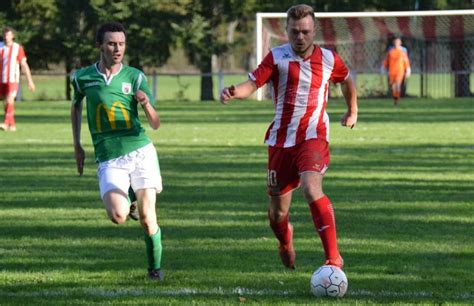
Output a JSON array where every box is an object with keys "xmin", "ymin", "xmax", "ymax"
[{"xmin": 255, "ymin": 10, "xmax": 474, "ymax": 100}]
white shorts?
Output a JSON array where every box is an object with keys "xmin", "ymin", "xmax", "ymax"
[{"xmin": 97, "ymin": 142, "xmax": 163, "ymax": 199}]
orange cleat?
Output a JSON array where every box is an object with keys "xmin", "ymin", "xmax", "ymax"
[
  {"xmin": 324, "ymin": 255, "xmax": 344, "ymax": 269},
  {"xmin": 278, "ymin": 224, "xmax": 296, "ymax": 269}
]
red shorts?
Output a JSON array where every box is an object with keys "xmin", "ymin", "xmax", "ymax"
[
  {"xmin": 0, "ymin": 83, "xmax": 19, "ymax": 98},
  {"xmin": 267, "ymin": 138, "xmax": 330, "ymax": 196}
]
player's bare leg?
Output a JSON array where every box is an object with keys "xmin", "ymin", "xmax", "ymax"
[
  {"xmin": 269, "ymin": 192, "xmax": 295, "ymax": 269},
  {"xmin": 392, "ymin": 82, "xmax": 401, "ymax": 106},
  {"xmin": 301, "ymin": 172, "xmax": 343, "ymax": 269},
  {"xmin": 103, "ymin": 189, "xmax": 130, "ymax": 224},
  {"xmin": 136, "ymin": 188, "xmax": 163, "ymax": 281}
]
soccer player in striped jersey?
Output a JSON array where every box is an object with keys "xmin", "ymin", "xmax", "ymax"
[
  {"xmin": 221, "ymin": 4, "xmax": 358, "ymax": 270},
  {"xmin": 0, "ymin": 27, "xmax": 35, "ymax": 131},
  {"xmin": 382, "ymin": 37, "xmax": 411, "ymax": 106},
  {"xmin": 71, "ymin": 22, "xmax": 164, "ymax": 281}
]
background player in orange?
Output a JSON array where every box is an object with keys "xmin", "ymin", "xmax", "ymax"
[
  {"xmin": 0, "ymin": 27, "xmax": 35, "ymax": 131},
  {"xmin": 382, "ymin": 37, "xmax": 411, "ymax": 106}
]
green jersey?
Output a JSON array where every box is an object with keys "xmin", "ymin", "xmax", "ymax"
[{"xmin": 72, "ymin": 63, "xmax": 155, "ymax": 162}]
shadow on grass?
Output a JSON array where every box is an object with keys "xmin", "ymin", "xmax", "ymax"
[{"xmin": 1, "ymin": 142, "xmax": 472, "ymax": 208}]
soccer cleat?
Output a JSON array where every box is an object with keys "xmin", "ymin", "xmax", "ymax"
[
  {"xmin": 128, "ymin": 201, "xmax": 139, "ymax": 221},
  {"xmin": 324, "ymin": 255, "xmax": 344, "ymax": 269},
  {"xmin": 278, "ymin": 224, "xmax": 296, "ymax": 269},
  {"xmin": 148, "ymin": 268, "xmax": 164, "ymax": 281},
  {"xmin": 8, "ymin": 125, "xmax": 16, "ymax": 132},
  {"xmin": 0, "ymin": 124, "xmax": 7, "ymax": 131}
]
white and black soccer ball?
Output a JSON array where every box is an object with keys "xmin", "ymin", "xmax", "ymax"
[{"xmin": 310, "ymin": 265, "xmax": 348, "ymax": 297}]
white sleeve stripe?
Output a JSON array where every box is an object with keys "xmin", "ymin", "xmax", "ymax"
[
  {"xmin": 72, "ymin": 73, "xmax": 83, "ymax": 95},
  {"xmin": 136, "ymin": 73, "xmax": 143, "ymax": 91}
]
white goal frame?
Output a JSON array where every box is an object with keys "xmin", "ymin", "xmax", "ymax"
[{"xmin": 255, "ymin": 9, "xmax": 474, "ymax": 100}]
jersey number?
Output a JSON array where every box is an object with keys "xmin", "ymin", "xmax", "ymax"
[{"xmin": 267, "ymin": 170, "xmax": 278, "ymax": 187}]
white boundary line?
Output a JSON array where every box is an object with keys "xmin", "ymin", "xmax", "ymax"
[{"xmin": 3, "ymin": 287, "xmax": 474, "ymax": 300}]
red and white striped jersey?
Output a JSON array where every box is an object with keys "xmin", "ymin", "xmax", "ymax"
[
  {"xmin": 0, "ymin": 42, "xmax": 26, "ymax": 84},
  {"xmin": 250, "ymin": 44, "xmax": 349, "ymax": 148}
]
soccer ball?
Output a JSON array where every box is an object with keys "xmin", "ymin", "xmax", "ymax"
[{"xmin": 310, "ymin": 265, "xmax": 348, "ymax": 297}]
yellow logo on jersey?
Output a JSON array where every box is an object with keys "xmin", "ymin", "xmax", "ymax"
[{"xmin": 96, "ymin": 101, "xmax": 132, "ymax": 132}]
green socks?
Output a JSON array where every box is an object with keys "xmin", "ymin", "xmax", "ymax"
[{"xmin": 144, "ymin": 227, "xmax": 162, "ymax": 270}]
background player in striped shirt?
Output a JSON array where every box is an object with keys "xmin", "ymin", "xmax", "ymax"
[
  {"xmin": 71, "ymin": 22, "xmax": 164, "ymax": 281},
  {"xmin": 382, "ymin": 37, "xmax": 411, "ymax": 106},
  {"xmin": 220, "ymin": 4, "xmax": 358, "ymax": 270},
  {"xmin": 0, "ymin": 26, "xmax": 35, "ymax": 131}
]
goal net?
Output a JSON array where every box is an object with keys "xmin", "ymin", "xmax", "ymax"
[{"xmin": 256, "ymin": 10, "xmax": 474, "ymax": 99}]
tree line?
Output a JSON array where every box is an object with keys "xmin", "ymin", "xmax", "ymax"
[{"xmin": 1, "ymin": 0, "xmax": 470, "ymax": 100}]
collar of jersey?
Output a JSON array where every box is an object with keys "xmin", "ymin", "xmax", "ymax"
[
  {"xmin": 288, "ymin": 43, "xmax": 318, "ymax": 62},
  {"xmin": 94, "ymin": 62, "xmax": 123, "ymax": 85}
]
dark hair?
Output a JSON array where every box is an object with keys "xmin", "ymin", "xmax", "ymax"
[
  {"xmin": 286, "ymin": 4, "xmax": 315, "ymax": 24},
  {"xmin": 95, "ymin": 22, "xmax": 126, "ymax": 45}
]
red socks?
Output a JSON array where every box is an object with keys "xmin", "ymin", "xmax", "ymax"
[
  {"xmin": 4, "ymin": 103, "xmax": 15, "ymax": 126},
  {"xmin": 268, "ymin": 211, "xmax": 291, "ymax": 245},
  {"xmin": 308, "ymin": 195, "xmax": 340, "ymax": 260}
]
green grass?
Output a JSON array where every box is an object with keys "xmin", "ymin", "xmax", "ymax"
[{"xmin": 0, "ymin": 97, "xmax": 473, "ymax": 304}]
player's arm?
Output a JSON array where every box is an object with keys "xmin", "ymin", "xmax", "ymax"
[
  {"xmin": 135, "ymin": 73, "xmax": 160, "ymax": 130},
  {"xmin": 136, "ymin": 90, "xmax": 160, "ymax": 130},
  {"xmin": 71, "ymin": 72, "xmax": 85, "ymax": 176},
  {"xmin": 403, "ymin": 53, "xmax": 411, "ymax": 78},
  {"xmin": 340, "ymin": 75, "xmax": 358, "ymax": 129},
  {"xmin": 380, "ymin": 53, "xmax": 388, "ymax": 74},
  {"xmin": 20, "ymin": 58, "xmax": 35, "ymax": 92},
  {"xmin": 71, "ymin": 100, "xmax": 85, "ymax": 176},
  {"xmin": 221, "ymin": 51, "xmax": 274, "ymax": 104},
  {"xmin": 220, "ymin": 80, "xmax": 257, "ymax": 104}
]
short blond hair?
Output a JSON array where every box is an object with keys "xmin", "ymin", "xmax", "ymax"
[{"xmin": 286, "ymin": 4, "xmax": 315, "ymax": 24}]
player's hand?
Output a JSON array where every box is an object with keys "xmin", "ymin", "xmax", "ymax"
[
  {"xmin": 28, "ymin": 81, "xmax": 35, "ymax": 92},
  {"xmin": 220, "ymin": 85, "xmax": 235, "ymax": 104},
  {"xmin": 74, "ymin": 145, "xmax": 85, "ymax": 176},
  {"xmin": 405, "ymin": 67, "xmax": 411, "ymax": 78},
  {"xmin": 340, "ymin": 111, "xmax": 357, "ymax": 129},
  {"xmin": 135, "ymin": 90, "xmax": 149, "ymax": 107}
]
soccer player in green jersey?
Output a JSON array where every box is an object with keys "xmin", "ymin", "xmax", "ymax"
[{"xmin": 71, "ymin": 22, "xmax": 163, "ymax": 281}]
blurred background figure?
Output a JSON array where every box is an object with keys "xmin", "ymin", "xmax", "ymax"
[
  {"xmin": 0, "ymin": 27, "xmax": 35, "ymax": 131},
  {"xmin": 381, "ymin": 37, "xmax": 411, "ymax": 106}
]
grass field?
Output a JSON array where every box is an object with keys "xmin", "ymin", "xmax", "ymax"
[{"xmin": 0, "ymin": 97, "xmax": 473, "ymax": 304}]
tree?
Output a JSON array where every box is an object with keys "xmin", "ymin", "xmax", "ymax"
[
  {"xmin": 54, "ymin": 0, "xmax": 100, "ymax": 100},
  {"xmin": 95, "ymin": 0, "xmax": 190, "ymax": 70},
  {"xmin": 55, "ymin": 0, "xmax": 189, "ymax": 99},
  {"xmin": 173, "ymin": 0, "xmax": 257, "ymax": 101},
  {"xmin": 3, "ymin": 0, "xmax": 59, "ymax": 70}
]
